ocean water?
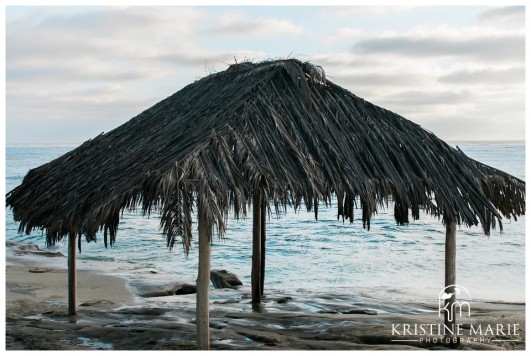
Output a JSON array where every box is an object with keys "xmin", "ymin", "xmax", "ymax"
[{"xmin": 4, "ymin": 141, "xmax": 526, "ymax": 305}]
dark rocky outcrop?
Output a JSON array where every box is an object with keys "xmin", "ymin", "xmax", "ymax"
[
  {"xmin": 7, "ymin": 242, "xmax": 64, "ymax": 257},
  {"xmin": 130, "ymin": 280, "xmax": 196, "ymax": 298},
  {"xmin": 210, "ymin": 270, "xmax": 242, "ymax": 289},
  {"xmin": 175, "ymin": 284, "xmax": 196, "ymax": 295},
  {"xmin": 28, "ymin": 268, "xmax": 53, "ymax": 273},
  {"xmin": 79, "ymin": 300, "xmax": 114, "ymax": 307},
  {"xmin": 275, "ymin": 296, "xmax": 292, "ymax": 304}
]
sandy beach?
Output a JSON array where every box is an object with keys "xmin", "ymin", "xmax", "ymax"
[{"xmin": 4, "ymin": 241, "xmax": 525, "ymax": 351}]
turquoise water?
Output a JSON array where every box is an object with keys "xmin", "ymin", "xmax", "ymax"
[{"xmin": 4, "ymin": 141, "xmax": 526, "ymax": 304}]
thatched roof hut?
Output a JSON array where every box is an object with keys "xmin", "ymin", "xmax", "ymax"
[{"xmin": 6, "ymin": 59, "xmax": 525, "ymax": 349}]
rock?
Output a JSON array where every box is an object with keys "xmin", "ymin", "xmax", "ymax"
[
  {"xmin": 79, "ymin": 299, "xmax": 114, "ymax": 307},
  {"xmin": 236, "ymin": 329, "xmax": 283, "ymax": 345},
  {"xmin": 138, "ymin": 289, "xmax": 173, "ymax": 298},
  {"xmin": 28, "ymin": 268, "xmax": 53, "ymax": 273},
  {"xmin": 213, "ymin": 298, "xmax": 241, "ymax": 305},
  {"xmin": 117, "ymin": 308, "xmax": 168, "ymax": 316},
  {"xmin": 210, "ymin": 269, "xmax": 242, "ymax": 289},
  {"xmin": 17, "ymin": 243, "xmax": 41, "ymax": 252},
  {"xmin": 209, "ymin": 321, "xmax": 226, "ymax": 330},
  {"xmin": 342, "ymin": 309, "xmax": 378, "ymax": 315},
  {"xmin": 276, "ymin": 296, "xmax": 292, "ymax": 304},
  {"xmin": 32, "ymin": 251, "xmax": 64, "ymax": 257},
  {"xmin": 9, "ymin": 285, "xmax": 36, "ymax": 295},
  {"xmin": 318, "ymin": 310, "xmax": 340, "ymax": 314},
  {"xmin": 175, "ymin": 284, "xmax": 196, "ymax": 295},
  {"xmin": 130, "ymin": 279, "xmax": 196, "ymax": 298},
  {"xmin": 131, "ymin": 280, "xmax": 183, "ymax": 298},
  {"xmin": 7, "ymin": 242, "xmax": 64, "ymax": 257},
  {"xmin": 319, "ymin": 308, "xmax": 378, "ymax": 315}
]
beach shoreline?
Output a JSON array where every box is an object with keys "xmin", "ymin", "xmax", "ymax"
[{"xmin": 4, "ymin": 241, "xmax": 525, "ymax": 350}]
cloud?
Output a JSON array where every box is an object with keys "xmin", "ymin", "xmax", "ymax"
[
  {"xmin": 36, "ymin": 6, "xmax": 206, "ymax": 39},
  {"xmin": 5, "ymin": 6, "xmax": 526, "ymax": 143},
  {"xmin": 6, "ymin": 7, "xmax": 270, "ymax": 83},
  {"xmin": 438, "ymin": 66, "xmax": 524, "ymax": 85},
  {"xmin": 6, "ymin": 75, "xmax": 165, "ymax": 145},
  {"xmin": 333, "ymin": 71, "xmax": 427, "ymax": 89},
  {"xmin": 373, "ymin": 82, "xmax": 525, "ymax": 141},
  {"xmin": 323, "ymin": 27, "xmax": 364, "ymax": 43},
  {"xmin": 5, "ymin": 7, "xmax": 272, "ymax": 142},
  {"xmin": 6, "ymin": 7, "xmax": 237, "ymax": 143},
  {"xmin": 477, "ymin": 6, "xmax": 525, "ymax": 26},
  {"xmin": 351, "ymin": 26, "xmax": 524, "ymax": 62},
  {"xmin": 6, "ymin": 7, "xmax": 216, "ymax": 82},
  {"xmin": 418, "ymin": 112, "xmax": 524, "ymax": 141},
  {"xmin": 309, "ymin": 17, "xmax": 524, "ymax": 141},
  {"xmin": 322, "ymin": 6, "xmax": 414, "ymax": 18},
  {"xmin": 207, "ymin": 10, "xmax": 303, "ymax": 36}
]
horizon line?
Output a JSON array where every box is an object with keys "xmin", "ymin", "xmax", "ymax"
[{"xmin": 6, "ymin": 139, "xmax": 526, "ymax": 148}]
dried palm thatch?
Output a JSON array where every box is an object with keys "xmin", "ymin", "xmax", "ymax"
[{"xmin": 6, "ymin": 59, "xmax": 525, "ymax": 252}]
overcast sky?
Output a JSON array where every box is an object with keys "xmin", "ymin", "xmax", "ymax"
[{"xmin": 5, "ymin": 3, "xmax": 526, "ymax": 144}]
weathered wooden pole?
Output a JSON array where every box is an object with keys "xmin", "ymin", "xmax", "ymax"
[
  {"xmin": 260, "ymin": 195, "xmax": 266, "ymax": 297},
  {"xmin": 444, "ymin": 218, "xmax": 458, "ymax": 346},
  {"xmin": 251, "ymin": 190, "xmax": 262, "ymax": 304},
  {"xmin": 196, "ymin": 205, "xmax": 211, "ymax": 350},
  {"xmin": 67, "ymin": 231, "xmax": 77, "ymax": 316}
]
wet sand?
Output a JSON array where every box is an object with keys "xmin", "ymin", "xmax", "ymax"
[{"xmin": 4, "ymin": 242, "xmax": 526, "ymax": 350}]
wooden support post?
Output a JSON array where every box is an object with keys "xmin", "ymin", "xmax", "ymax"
[
  {"xmin": 68, "ymin": 231, "xmax": 77, "ymax": 316},
  {"xmin": 251, "ymin": 190, "xmax": 262, "ymax": 305},
  {"xmin": 196, "ymin": 208, "xmax": 211, "ymax": 350},
  {"xmin": 260, "ymin": 196, "xmax": 266, "ymax": 297},
  {"xmin": 444, "ymin": 219, "xmax": 459, "ymax": 346}
]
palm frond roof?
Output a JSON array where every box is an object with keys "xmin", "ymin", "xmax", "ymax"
[{"xmin": 6, "ymin": 59, "xmax": 525, "ymax": 252}]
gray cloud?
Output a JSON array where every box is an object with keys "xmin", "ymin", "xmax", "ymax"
[
  {"xmin": 34, "ymin": 7, "xmax": 206, "ymax": 38},
  {"xmin": 438, "ymin": 66, "xmax": 524, "ymax": 85},
  {"xmin": 6, "ymin": 7, "xmax": 231, "ymax": 82},
  {"xmin": 6, "ymin": 83, "xmax": 160, "ymax": 144},
  {"xmin": 6, "ymin": 7, "xmax": 268, "ymax": 85},
  {"xmin": 204, "ymin": 10, "xmax": 303, "ymax": 37},
  {"xmin": 419, "ymin": 112, "xmax": 524, "ymax": 141},
  {"xmin": 378, "ymin": 89, "xmax": 472, "ymax": 107},
  {"xmin": 311, "ymin": 53, "xmax": 389, "ymax": 71},
  {"xmin": 477, "ymin": 6, "xmax": 525, "ymax": 26},
  {"xmin": 333, "ymin": 72, "xmax": 428, "ymax": 90},
  {"xmin": 352, "ymin": 33, "xmax": 524, "ymax": 62},
  {"xmin": 207, "ymin": 19, "xmax": 303, "ymax": 37},
  {"xmin": 5, "ymin": 6, "xmax": 526, "ymax": 143},
  {"xmin": 5, "ymin": 6, "xmax": 275, "ymax": 145},
  {"xmin": 312, "ymin": 50, "xmax": 524, "ymax": 141},
  {"xmin": 382, "ymin": 88, "xmax": 525, "ymax": 141},
  {"xmin": 148, "ymin": 49, "xmax": 266, "ymax": 69},
  {"xmin": 321, "ymin": 6, "xmax": 414, "ymax": 18},
  {"xmin": 5, "ymin": 7, "xmax": 253, "ymax": 144}
]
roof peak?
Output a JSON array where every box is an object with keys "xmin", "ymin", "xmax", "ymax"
[{"xmin": 226, "ymin": 58, "xmax": 326, "ymax": 84}]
